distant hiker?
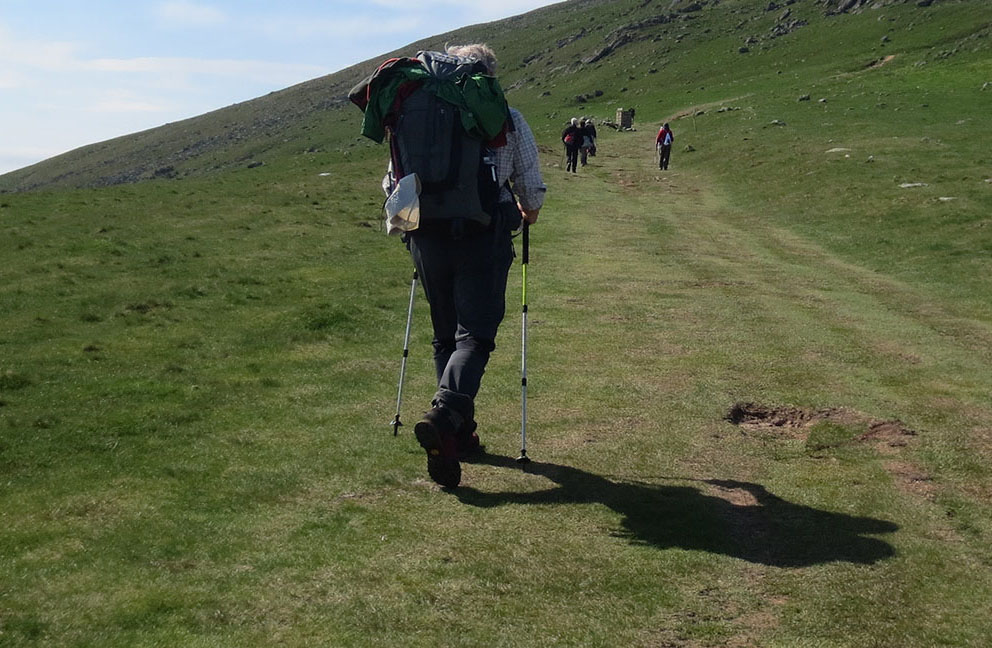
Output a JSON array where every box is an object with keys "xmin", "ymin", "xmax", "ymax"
[
  {"xmin": 579, "ymin": 118, "xmax": 597, "ymax": 167},
  {"xmin": 656, "ymin": 122, "xmax": 674, "ymax": 170},
  {"xmin": 562, "ymin": 117, "xmax": 581, "ymax": 173},
  {"xmin": 350, "ymin": 43, "xmax": 546, "ymax": 488}
]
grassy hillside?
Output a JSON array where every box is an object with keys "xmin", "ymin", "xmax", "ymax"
[{"xmin": 2, "ymin": 0, "xmax": 992, "ymax": 646}]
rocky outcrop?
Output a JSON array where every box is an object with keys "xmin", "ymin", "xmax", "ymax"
[
  {"xmin": 582, "ymin": 13, "xmax": 678, "ymax": 64},
  {"xmin": 818, "ymin": 0, "xmax": 922, "ymax": 15}
]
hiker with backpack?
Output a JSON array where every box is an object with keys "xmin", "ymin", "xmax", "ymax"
[
  {"xmin": 561, "ymin": 118, "xmax": 581, "ymax": 173},
  {"xmin": 350, "ymin": 44, "xmax": 546, "ymax": 488},
  {"xmin": 579, "ymin": 118, "xmax": 597, "ymax": 167},
  {"xmin": 656, "ymin": 122, "xmax": 674, "ymax": 170}
]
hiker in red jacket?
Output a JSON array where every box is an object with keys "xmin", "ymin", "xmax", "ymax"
[
  {"xmin": 561, "ymin": 118, "xmax": 581, "ymax": 173},
  {"xmin": 656, "ymin": 122, "xmax": 674, "ymax": 170}
]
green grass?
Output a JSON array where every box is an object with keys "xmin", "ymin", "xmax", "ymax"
[{"xmin": 3, "ymin": 1, "xmax": 992, "ymax": 646}]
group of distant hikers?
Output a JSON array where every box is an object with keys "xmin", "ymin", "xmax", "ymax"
[
  {"xmin": 350, "ymin": 43, "xmax": 676, "ymax": 488},
  {"xmin": 559, "ymin": 116, "xmax": 674, "ymax": 173},
  {"xmin": 560, "ymin": 117, "xmax": 597, "ymax": 173}
]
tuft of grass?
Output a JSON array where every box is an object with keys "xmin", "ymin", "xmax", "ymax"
[
  {"xmin": 0, "ymin": 370, "xmax": 33, "ymax": 391},
  {"xmin": 805, "ymin": 421, "xmax": 865, "ymax": 453}
]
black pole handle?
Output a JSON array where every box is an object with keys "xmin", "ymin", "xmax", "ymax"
[{"xmin": 522, "ymin": 221, "xmax": 529, "ymax": 264}]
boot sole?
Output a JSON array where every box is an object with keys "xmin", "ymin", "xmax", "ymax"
[{"xmin": 414, "ymin": 421, "xmax": 461, "ymax": 488}]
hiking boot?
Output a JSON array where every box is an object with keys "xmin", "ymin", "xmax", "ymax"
[
  {"xmin": 456, "ymin": 419, "xmax": 482, "ymax": 460},
  {"xmin": 414, "ymin": 408, "xmax": 461, "ymax": 488}
]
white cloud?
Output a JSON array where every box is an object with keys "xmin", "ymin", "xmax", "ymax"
[
  {"xmin": 248, "ymin": 15, "xmax": 418, "ymax": 41},
  {"xmin": 0, "ymin": 69, "xmax": 24, "ymax": 89},
  {"xmin": 84, "ymin": 56, "xmax": 324, "ymax": 86},
  {"xmin": 0, "ymin": 144, "xmax": 64, "ymax": 160},
  {"xmin": 0, "ymin": 24, "xmax": 79, "ymax": 72},
  {"xmin": 156, "ymin": 1, "xmax": 227, "ymax": 26},
  {"xmin": 366, "ymin": 0, "xmax": 560, "ymax": 17},
  {"xmin": 88, "ymin": 90, "xmax": 170, "ymax": 114}
]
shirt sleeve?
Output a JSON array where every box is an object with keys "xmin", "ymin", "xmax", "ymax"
[{"xmin": 501, "ymin": 108, "xmax": 547, "ymax": 211}]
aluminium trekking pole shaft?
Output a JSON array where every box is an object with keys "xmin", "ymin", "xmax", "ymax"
[
  {"xmin": 517, "ymin": 223, "xmax": 531, "ymax": 464},
  {"xmin": 391, "ymin": 270, "xmax": 418, "ymax": 436}
]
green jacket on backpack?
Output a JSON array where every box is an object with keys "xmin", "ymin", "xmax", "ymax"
[{"xmin": 353, "ymin": 59, "xmax": 510, "ymax": 144}]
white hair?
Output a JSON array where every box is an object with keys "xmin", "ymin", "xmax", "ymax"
[{"xmin": 445, "ymin": 43, "xmax": 498, "ymax": 74}]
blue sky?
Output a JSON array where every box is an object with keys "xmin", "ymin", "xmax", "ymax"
[{"xmin": 0, "ymin": 0, "xmax": 562, "ymax": 175}]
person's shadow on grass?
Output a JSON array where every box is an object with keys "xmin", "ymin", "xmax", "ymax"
[{"xmin": 456, "ymin": 454, "xmax": 898, "ymax": 567}]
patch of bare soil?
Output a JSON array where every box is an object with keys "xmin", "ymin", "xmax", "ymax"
[
  {"xmin": 725, "ymin": 402, "xmax": 869, "ymax": 439},
  {"xmin": 883, "ymin": 460, "xmax": 937, "ymax": 500},
  {"xmin": 857, "ymin": 419, "xmax": 917, "ymax": 454},
  {"xmin": 726, "ymin": 402, "xmax": 929, "ymax": 497},
  {"xmin": 867, "ymin": 54, "xmax": 897, "ymax": 68},
  {"xmin": 727, "ymin": 402, "xmax": 915, "ymax": 440}
]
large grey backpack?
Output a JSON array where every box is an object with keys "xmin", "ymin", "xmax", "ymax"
[{"xmin": 389, "ymin": 51, "xmax": 500, "ymax": 227}]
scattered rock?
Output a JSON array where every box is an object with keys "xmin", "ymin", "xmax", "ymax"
[
  {"xmin": 799, "ymin": 94, "xmax": 811, "ymax": 102},
  {"xmin": 819, "ymin": 98, "xmax": 828, "ymax": 103},
  {"xmin": 826, "ymin": 147, "xmax": 852, "ymax": 153},
  {"xmin": 938, "ymin": 197, "xmax": 956, "ymax": 202},
  {"xmin": 770, "ymin": 18, "xmax": 808, "ymax": 38},
  {"xmin": 684, "ymin": 144, "xmax": 696, "ymax": 152},
  {"xmin": 556, "ymin": 28, "xmax": 586, "ymax": 49},
  {"xmin": 246, "ymin": 161, "xmax": 264, "ymax": 169},
  {"xmin": 825, "ymin": 0, "xmax": 875, "ymax": 15},
  {"xmin": 900, "ymin": 182, "xmax": 928, "ymax": 188},
  {"xmin": 770, "ymin": 119, "xmax": 787, "ymax": 126},
  {"xmin": 866, "ymin": 155, "xmax": 874, "ymax": 163},
  {"xmin": 739, "ymin": 46, "xmax": 750, "ymax": 54}
]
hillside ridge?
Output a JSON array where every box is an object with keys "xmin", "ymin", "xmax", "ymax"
[{"xmin": 0, "ymin": 0, "xmax": 981, "ymax": 193}]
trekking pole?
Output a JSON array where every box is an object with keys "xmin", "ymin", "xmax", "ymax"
[
  {"xmin": 517, "ymin": 223, "xmax": 531, "ymax": 464},
  {"xmin": 391, "ymin": 270, "xmax": 418, "ymax": 436}
]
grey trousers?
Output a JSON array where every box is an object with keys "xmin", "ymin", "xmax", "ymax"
[{"xmin": 408, "ymin": 220, "xmax": 515, "ymax": 427}]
